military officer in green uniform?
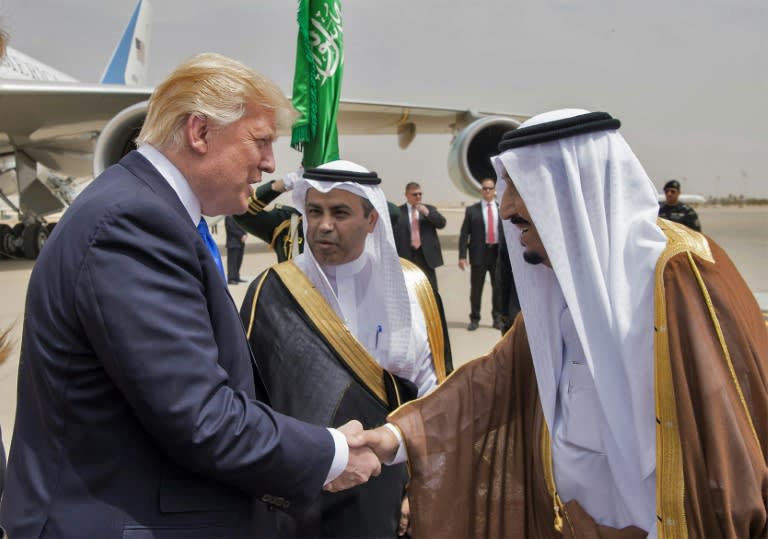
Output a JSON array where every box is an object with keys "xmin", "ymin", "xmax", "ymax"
[
  {"xmin": 658, "ymin": 179, "xmax": 702, "ymax": 231},
  {"xmin": 235, "ymin": 177, "xmax": 303, "ymax": 262}
]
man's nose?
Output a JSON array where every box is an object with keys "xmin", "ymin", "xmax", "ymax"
[
  {"xmin": 260, "ymin": 143, "xmax": 276, "ymax": 173},
  {"xmin": 318, "ymin": 214, "xmax": 334, "ymax": 231},
  {"xmin": 500, "ymin": 190, "xmax": 517, "ymax": 219}
]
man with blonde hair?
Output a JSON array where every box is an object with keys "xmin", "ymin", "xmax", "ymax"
[{"xmin": 1, "ymin": 53, "xmax": 380, "ymax": 538}]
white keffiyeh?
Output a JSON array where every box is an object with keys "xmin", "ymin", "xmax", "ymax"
[
  {"xmin": 292, "ymin": 160, "xmax": 435, "ymax": 395},
  {"xmin": 493, "ymin": 109, "xmax": 667, "ymax": 532}
]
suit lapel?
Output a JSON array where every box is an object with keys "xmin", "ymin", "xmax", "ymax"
[{"xmin": 118, "ymin": 151, "xmax": 272, "ymax": 402}]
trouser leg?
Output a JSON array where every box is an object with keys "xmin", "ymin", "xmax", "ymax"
[
  {"xmin": 469, "ymin": 264, "xmax": 485, "ymax": 322},
  {"xmin": 423, "ymin": 265, "xmax": 438, "ymax": 294},
  {"xmin": 227, "ymin": 247, "xmax": 243, "ymax": 281},
  {"xmin": 488, "ymin": 249, "xmax": 501, "ymax": 322},
  {"xmin": 411, "ymin": 248, "xmax": 439, "ymax": 293}
]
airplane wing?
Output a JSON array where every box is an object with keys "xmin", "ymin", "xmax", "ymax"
[
  {"xmin": 0, "ymin": 81, "xmax": 152, "ymax": 177},
  {"xmin": 336, "ymin": 99, "xmax": 528, "ymax": 135},
  {"xmin": 0, "ymin": 79, "xmax": 528, "ymax": 260},
  {"xmin": 0, "ymin": 81, "xmax": 527, "ymax": 178}
]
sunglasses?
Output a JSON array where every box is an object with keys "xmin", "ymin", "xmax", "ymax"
[{"xmin": 481, "ymin": 187, "xmax": 495, "ymax": 191}]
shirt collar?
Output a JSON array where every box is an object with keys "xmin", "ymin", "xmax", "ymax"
[{"xmin": 137, "ymin": 144, "xmax": 201, "ymax": 226}]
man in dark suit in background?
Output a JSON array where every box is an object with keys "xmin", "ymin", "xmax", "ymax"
[
  {"xmin": 494, "ymin": 230, "xmax": 521, "ymax": 335},
  {"xmin": 458, "ymin": 178, "xmax": 503, "ymax": 331},
  {"xmin": 0, "ymin": 53, "xmax": 380, "ymax": 538},
  {"xmin": 225, "ymin": 215, "xmax": 247, "ymax": 284},
  {"xmin": 393, "ymin": 182, "xmax": 446, "ymax": 292}
]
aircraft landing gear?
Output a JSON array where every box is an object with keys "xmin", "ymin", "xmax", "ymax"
[
  {"xmin": 0, "ymin": 221, "xmax": 49, "ymax": 260},
  {"xmin": 0, "ymin": 224, "xmax": 13, "ymax": 259},
  {"xmin": 22, "ymin": 222, "xmax": 48, "ymax": 259}
]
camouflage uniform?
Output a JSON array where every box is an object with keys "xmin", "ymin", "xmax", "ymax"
[{"xmin": 658, "ymin": 203, "xmax": 702, "ymax": 232}]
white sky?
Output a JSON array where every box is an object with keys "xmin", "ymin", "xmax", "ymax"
[{"xmin": 1, "ymin": 0, "xmax": 766, "ymax": 204}]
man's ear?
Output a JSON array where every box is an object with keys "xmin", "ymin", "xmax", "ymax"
[
  {"xmin": 185, "ymin": 113, "xmax": 209, "ymax": 155},
  {"xmin": 367, "ymin": 209, "xmax": 379, "ymax": 233}
]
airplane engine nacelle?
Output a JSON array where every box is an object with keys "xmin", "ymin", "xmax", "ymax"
[
  {"xmin": 447, "ymin": 115, "xmax": 521, "ymax": 198},
  {"xmin": 93, "ymin": 101, "xmax": 149, "ymax": 176}
]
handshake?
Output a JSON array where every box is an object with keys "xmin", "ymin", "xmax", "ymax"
[{"xmin": 323, "ymin": 420, "xmax": 401, "ymax": 493}]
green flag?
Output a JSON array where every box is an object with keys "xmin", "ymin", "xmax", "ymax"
[{"xmin": 290, "ymin": 0, "xmax": 344, "ymax": 168}]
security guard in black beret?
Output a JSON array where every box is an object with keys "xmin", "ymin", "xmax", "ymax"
[{"xmin": 658, "ymin": 179, "xmax": 701, "ymax": 231}]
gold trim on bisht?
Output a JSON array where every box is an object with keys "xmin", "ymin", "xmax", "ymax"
[
  {"xmin": 272, "ymin": 261, "xmax": 389, "ymax": 405},
  {"xmin": 654, "ymin": 218, "xmax": 715, "ymax": 539},
  {"xmin": 245, "ymin": 270, "xmax": 271, "ymax": 339},
  {"xmin": 541, "ymin": 422, "xmax": 571, "ymax": 535},
  {"xmin": 537, "ymin": 220, "xmax": 752, "ymax": 538},
  {"xmin": 400, "ymin": 258, "xmax": 447, "ymax": 383}
]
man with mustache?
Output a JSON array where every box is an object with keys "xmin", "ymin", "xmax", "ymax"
[
  {"xmin": 240, "ymin": 160, "xmax": 451, "ymax": 537},
  {"xmin": 343, "ymin": 109, "xmax": 768, "ymax": 538}
]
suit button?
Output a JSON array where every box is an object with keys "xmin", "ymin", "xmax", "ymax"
[{"xmin": 272, "ymin": 496, "xmax": 289, "ymax": 508}]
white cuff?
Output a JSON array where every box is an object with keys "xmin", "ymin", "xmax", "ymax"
[
  {"xmin": 383, "ymin": 423, "xmax": 407, "ymax": 465},
  {"xmin": 323, "ymin": 427, "xmax": 348, "ymax": 486}
]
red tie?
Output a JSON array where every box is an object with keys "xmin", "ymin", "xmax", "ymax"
[
  {"xmin": 411, "ymin": 207, "xmax": 421, "ymax": 249},
  {"xmin": 486, "ymin": 202, "xmax": 495, "ymax": 244}
]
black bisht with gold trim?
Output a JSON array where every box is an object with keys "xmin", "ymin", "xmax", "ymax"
[{"xmin": 240, "ymin": 262, "xmax": 426, "ymax": 538}]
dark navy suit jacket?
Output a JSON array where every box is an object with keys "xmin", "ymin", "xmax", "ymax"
[
  {"xmin": 393, "ymin": 203, "xmax": 446, "ymax": 269},
  {"xmin": 0, "ymin": 151, "xmax": 334, "ymax": 538},
  {"xmin": 458, "ymin": 201, "xmax": 502, "ymax": 265}
]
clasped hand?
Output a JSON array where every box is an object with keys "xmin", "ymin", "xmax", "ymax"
[{"xmin": 323, "ymin": 421, "xmax": 400, "ymax": 493}]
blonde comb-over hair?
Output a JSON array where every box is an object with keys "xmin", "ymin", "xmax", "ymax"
[{"xmin": 136, "ymin": 52, "xmax": 296, "ymax": 150}]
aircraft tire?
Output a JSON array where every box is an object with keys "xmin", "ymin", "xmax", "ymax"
[
  {"xmin": 0, "ymin": 224, "xmax": 11, "ymax": 259},
  {"xmin": 22, "ymin": 223, "xmax": 48, "ymax": 260}
]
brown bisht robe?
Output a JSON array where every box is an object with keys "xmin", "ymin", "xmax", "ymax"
[
  {"xmin": 390, "ymin": 220, "xmax": 768, "ymax": 538},
  {"xmin": 240, "ymin": 259, "xmax": 451, "ymax": 538}
]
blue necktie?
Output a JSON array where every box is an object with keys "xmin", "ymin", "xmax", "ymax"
[{"xmin": 197, "ymin": 218, "xmax": 225, "ymax": 279}]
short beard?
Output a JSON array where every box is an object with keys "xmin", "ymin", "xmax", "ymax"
[{"xmin": 523, "ymin": 251, "xmax": 545, "ymax": 265}]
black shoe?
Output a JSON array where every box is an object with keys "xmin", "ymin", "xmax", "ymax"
[
  {"xmin": 467, "ymin": 321, "xmax": 479, "ymax": 331},
  {"xmin": 492, "ymin": 320, "xmax": 504, "ymax": 330},
  {"xmin": 237, "ymin": 278, "xmax": 248, "ymax": 283},
  {"xmin": 227, "ymin": 279, "xmax": 240, "ymax": 285}
]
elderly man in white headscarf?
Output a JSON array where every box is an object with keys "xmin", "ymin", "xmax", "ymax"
[
  {"xmin": 240, "ymin": 159, "xmax": 451, "ymax": 538},
  {"xmin": 346, "ymin": 110, "xmax": 768, "ymax": 538}
]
